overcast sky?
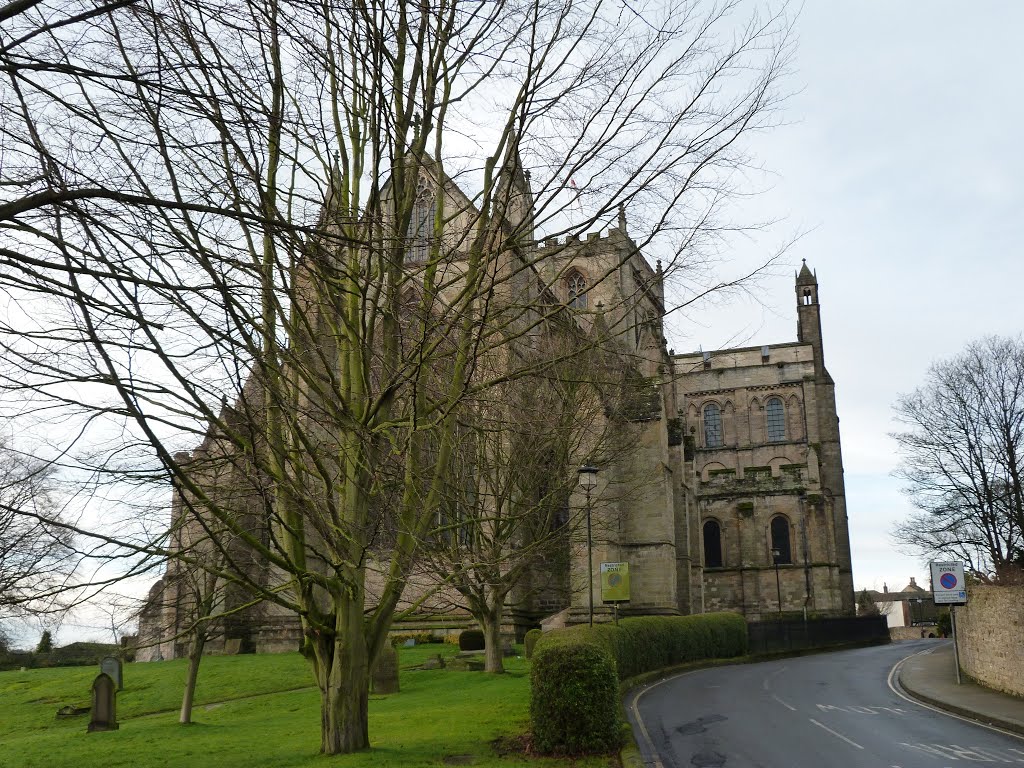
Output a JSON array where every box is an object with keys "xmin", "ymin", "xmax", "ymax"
[{"xmin": 677, "ymin": 3, "xmax": 1024, "ymax": 594}]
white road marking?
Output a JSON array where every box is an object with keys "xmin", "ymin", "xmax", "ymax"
[
  {"xmin": 809, "ymin": 718, "xmax": 864, "ymax": 749},
  {"xmin": 888, "ymin": 650, "xmax": 1024, "ymax": 744},
  {"xmin": 773, "ymin": 695, "xmax": 797, "ymax": 711},
  {"xmin": 899, "ymin": 741, "xmax": 1024, "ymax": 762},
  {"xmin": 817, "ymin": 703, "xmax": 906, "ymax": 715},
  {"xmin": 762, "ymin": 665, "xmax": 787, "ymax": 690},
  {"xmin": 629, "ymin": 671, "xmax": 704, "ymax": 768},
  {"xmin": 763, "ymin": 666, "xmax": 798, "ymax": 710}
]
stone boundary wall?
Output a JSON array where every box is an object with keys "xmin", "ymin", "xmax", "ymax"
[
  {"xmin": 957, "ymin": 585, "xmax": 1024, "ymax": 698},
  {"xmin": 890, "ymin": 626, "xmax": 942, "ymax": 641}
]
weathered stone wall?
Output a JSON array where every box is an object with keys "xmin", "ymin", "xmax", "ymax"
[
  {"xmin": 890, "ymin": 626, "xmax": 941, "ymax": 641},
  {"xmin": 957, "ymin": 585, "xmax": 1024, "ymax": 698}
]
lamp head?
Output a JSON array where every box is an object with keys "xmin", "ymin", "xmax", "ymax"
[{"xmin": 577, "ymin": 465, "xmax": 599, "ymax": 491}]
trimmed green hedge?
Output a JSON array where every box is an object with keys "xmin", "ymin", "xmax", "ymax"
[
  {"xmin": 530, "ymin": 642, "xmax": 621, "ymax": 755},
  {"xmin": 458, "ymin": 629, "xmax": 485, "ymax": 651},
  {"xmin": 529, "ymin": 612, "xmax": 747, "ymax": 754}
]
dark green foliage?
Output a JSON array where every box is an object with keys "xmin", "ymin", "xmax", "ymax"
[
  {"xmin": 39, "ymin": 642, "xmax": 118, "ymax": 668},
  {"xmin": 530, "ymin": 642, "xmax": 621, "ymax": 755},
  {"xmin": 524, "ymin": 629, "xmax": 542, "ymax": 659},
  {"xmin": 666, "ymin": 417, "xmax": 683, "ymax": 447},
  {"xmin": 937, "ymin": 609, "xmax": 951, "ymax": 637},
  {"xmin": 616, "ymin": 369, "xmax": 662, "ymax": 422},
  {"xmin": 529, "ymin": 612, "xmax": 747, "ymax": 754},
  {"xmin": 856, "ymin": 589, "xmax": 880, "ymax": 616},
  {"xmin": 35, "ymin": 631, "xmax": 52, "ymax": 654},
  {"xmin": 390, "ymin": 631, "xmax": 444, "ymax": 647},
  {"xmin": 533, "ymin": 612, "xmax": 747, "ymax": 681},
  {"xmin": 458, "ymin": 629, "xmax": 485, "ymax": 651}
]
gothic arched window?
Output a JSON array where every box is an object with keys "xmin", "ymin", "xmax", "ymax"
[
  {"xmin": 407, "ymin": 181, "xmax": 435, "ymax": 263},
  {"xmin": 766, "ymin": 397, "xmax": 786, "ymax": 442},
  {"xmin": 566, "ymin": 270, "xmax": 587, "ymax": 309},
  {"xmin": 770, "ymin": 516, "xmax": 792, "ymax": 564},
  {"xmin": 703, "ymin": 403, "xmax": 723, "ymax": 448},
  {"xmin": 703, "ymin": 519, "xmax": 723, "ymax": 568}
]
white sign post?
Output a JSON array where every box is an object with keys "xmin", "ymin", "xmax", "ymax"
[{"xmin": 929, "ymin": 561, "xmax": 967, "ymax": 684}]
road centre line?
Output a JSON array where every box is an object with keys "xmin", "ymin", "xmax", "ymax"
[
  {"xmin": 809, "ymin": 718, "xmax": 864, "ymax": 749},
  {"xmin": 763, "ymin": 665, "xmax": 798, "ymax": 710},
  {"xmin": 762, "ymin": 665, "xmax": 787, "ymax": 691},
  {"xmin": 773, "ymin": 695, "xmax": 797, "ymax": 711}
]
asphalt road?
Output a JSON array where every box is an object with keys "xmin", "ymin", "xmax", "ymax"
[{"xmin": 628, "ymin": 641, "xmax": 1024, "ymax": 768}]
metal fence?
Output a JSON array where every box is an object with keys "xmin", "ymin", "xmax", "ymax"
[{"xmin": 747, "ymin": 615, "xmax": 889, "ymax": 655}]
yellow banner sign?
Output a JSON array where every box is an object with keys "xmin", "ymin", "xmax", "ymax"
[{"xmin": 600, "ymin": 562, "xmax": 630, "ymax": 603}]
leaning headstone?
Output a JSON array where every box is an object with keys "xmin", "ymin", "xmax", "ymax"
[
  {"xmin": 421, "ymin": 654, "xmax": 446, "ymax": 670},
  {"xmin": 403, "ymin": 638, "xmax": 416, "ymax": 647},
  {"xmin": 100, "ymin": 656, "xmax": 123, "ymax": 691},
  {"xmin": 446, "ymin": 656, "xmax": 484, "ymax": 672},
  {"xmin": 370, "ymin": 645, "xmax": 399, "ymax": 694},
  {"xmin": 87, "ymin": 673, "xmax": 119, "ymax": 732},
  {"xmin": 56, "ymin": 704, "xmax": 90, "ymax": 719}
]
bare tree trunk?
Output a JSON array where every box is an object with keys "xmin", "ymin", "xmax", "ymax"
[
  {"xmin": 180, "ymin": 633, "xmax": 206, "ymax": 724},
  {"xmin": 482, "ymin": 609, "xmax": 505, "ymax": 675},
  {"xmin": 308, "ymin": 597, "xmax": 373, "ymax": 753}
]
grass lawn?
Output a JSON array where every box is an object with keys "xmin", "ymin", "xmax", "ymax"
[{"xmin": 0, "ymin": 644, "xmax": 618, "ymax": 768}]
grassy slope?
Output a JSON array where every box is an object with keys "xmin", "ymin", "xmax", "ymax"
[{"xmin": 0, "ymin": 645, "xmax": 614, "ymax": 768}]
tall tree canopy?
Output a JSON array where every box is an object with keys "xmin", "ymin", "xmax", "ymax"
[{"xmin": 892, "ymin": 336, "xmax": 1024, "ymax": 581}]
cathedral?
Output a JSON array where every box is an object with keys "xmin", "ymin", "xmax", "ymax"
[{"xmin": 137, "ymin": 163, "xmax": 854, "ymax": 659}]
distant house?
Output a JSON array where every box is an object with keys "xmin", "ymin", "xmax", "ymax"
[{"xmin": 867, "ymin": 577, "xmax": 939, "ymax": 629}]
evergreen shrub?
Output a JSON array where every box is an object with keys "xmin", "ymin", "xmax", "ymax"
[
  {"xmin": 457, "ymin": 629, "xmax": 485, "ymax": 651},
  {"xmin": 530, "ymin": 642, "xmax": 621, "ymax": 755},
  {"xmin": 529, "ymin": 612, "xmax": 747, "ymax": 754}
]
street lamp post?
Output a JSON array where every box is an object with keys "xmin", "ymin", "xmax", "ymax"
[
  {"xmin": 771, "ymin": 547, "xmax": 782, "ymax": 615},
  {"xmin": 578, "ymin": 465, "xmax": 599, "ymax": 627}
]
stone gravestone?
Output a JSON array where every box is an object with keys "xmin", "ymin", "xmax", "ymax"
[
  {"xmin": 87, "ymin": 673, "xmax": 119, "ymax": 732},
  {"xmin": 420, "ymin": 654, "xmax": 445, "ymax": 670},
  {"xmin": 370, "ymin": 645, "xmax": 399, "ymax": 694},
  {"xmin": 100, "ymin": 656, "xmax": 123, "ymax": 691}
]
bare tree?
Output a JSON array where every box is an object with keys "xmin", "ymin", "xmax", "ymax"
[
  {"xmin": 0, "ymin": 438, "xmax": 76, "ymax": 625},
  {"xmin": 418, "ymin": 330, "xmax": 662, "ymax": 673},
  {"xmin": 1, "ymin": 0, "xmax": 792, "ymax": 754},
  {"xmin": 892, "ymin": 336, "xmax": 1024, "ymax": 581}
]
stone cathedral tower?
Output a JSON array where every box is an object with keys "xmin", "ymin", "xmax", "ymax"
[{"xmin": 672, "ymin": 261, "xmax": 855, "ymax": 619}]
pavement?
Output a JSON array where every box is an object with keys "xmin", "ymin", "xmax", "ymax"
[{"xmin": 896, "ymin": 639, "xmax": 1024, "ymax": 737}]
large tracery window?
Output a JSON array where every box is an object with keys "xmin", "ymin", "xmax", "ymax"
[
  {"xmin": 766, "ymin": 397, "xmax": 786, "ymax": 442},
  {"xmin": 566, "ymin": 270, "xmax": 587, "ymax": 309},
  {"xmin": 703, "ymin": 519, "xmax": 723, "ymax": 568},
  {"xmin": 407, "ymin": 181, "xmax": 435, "ymax": 264},
  {"xmin": 703, "ymin": 403, "xmax": 723, "ymax": 448}
]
